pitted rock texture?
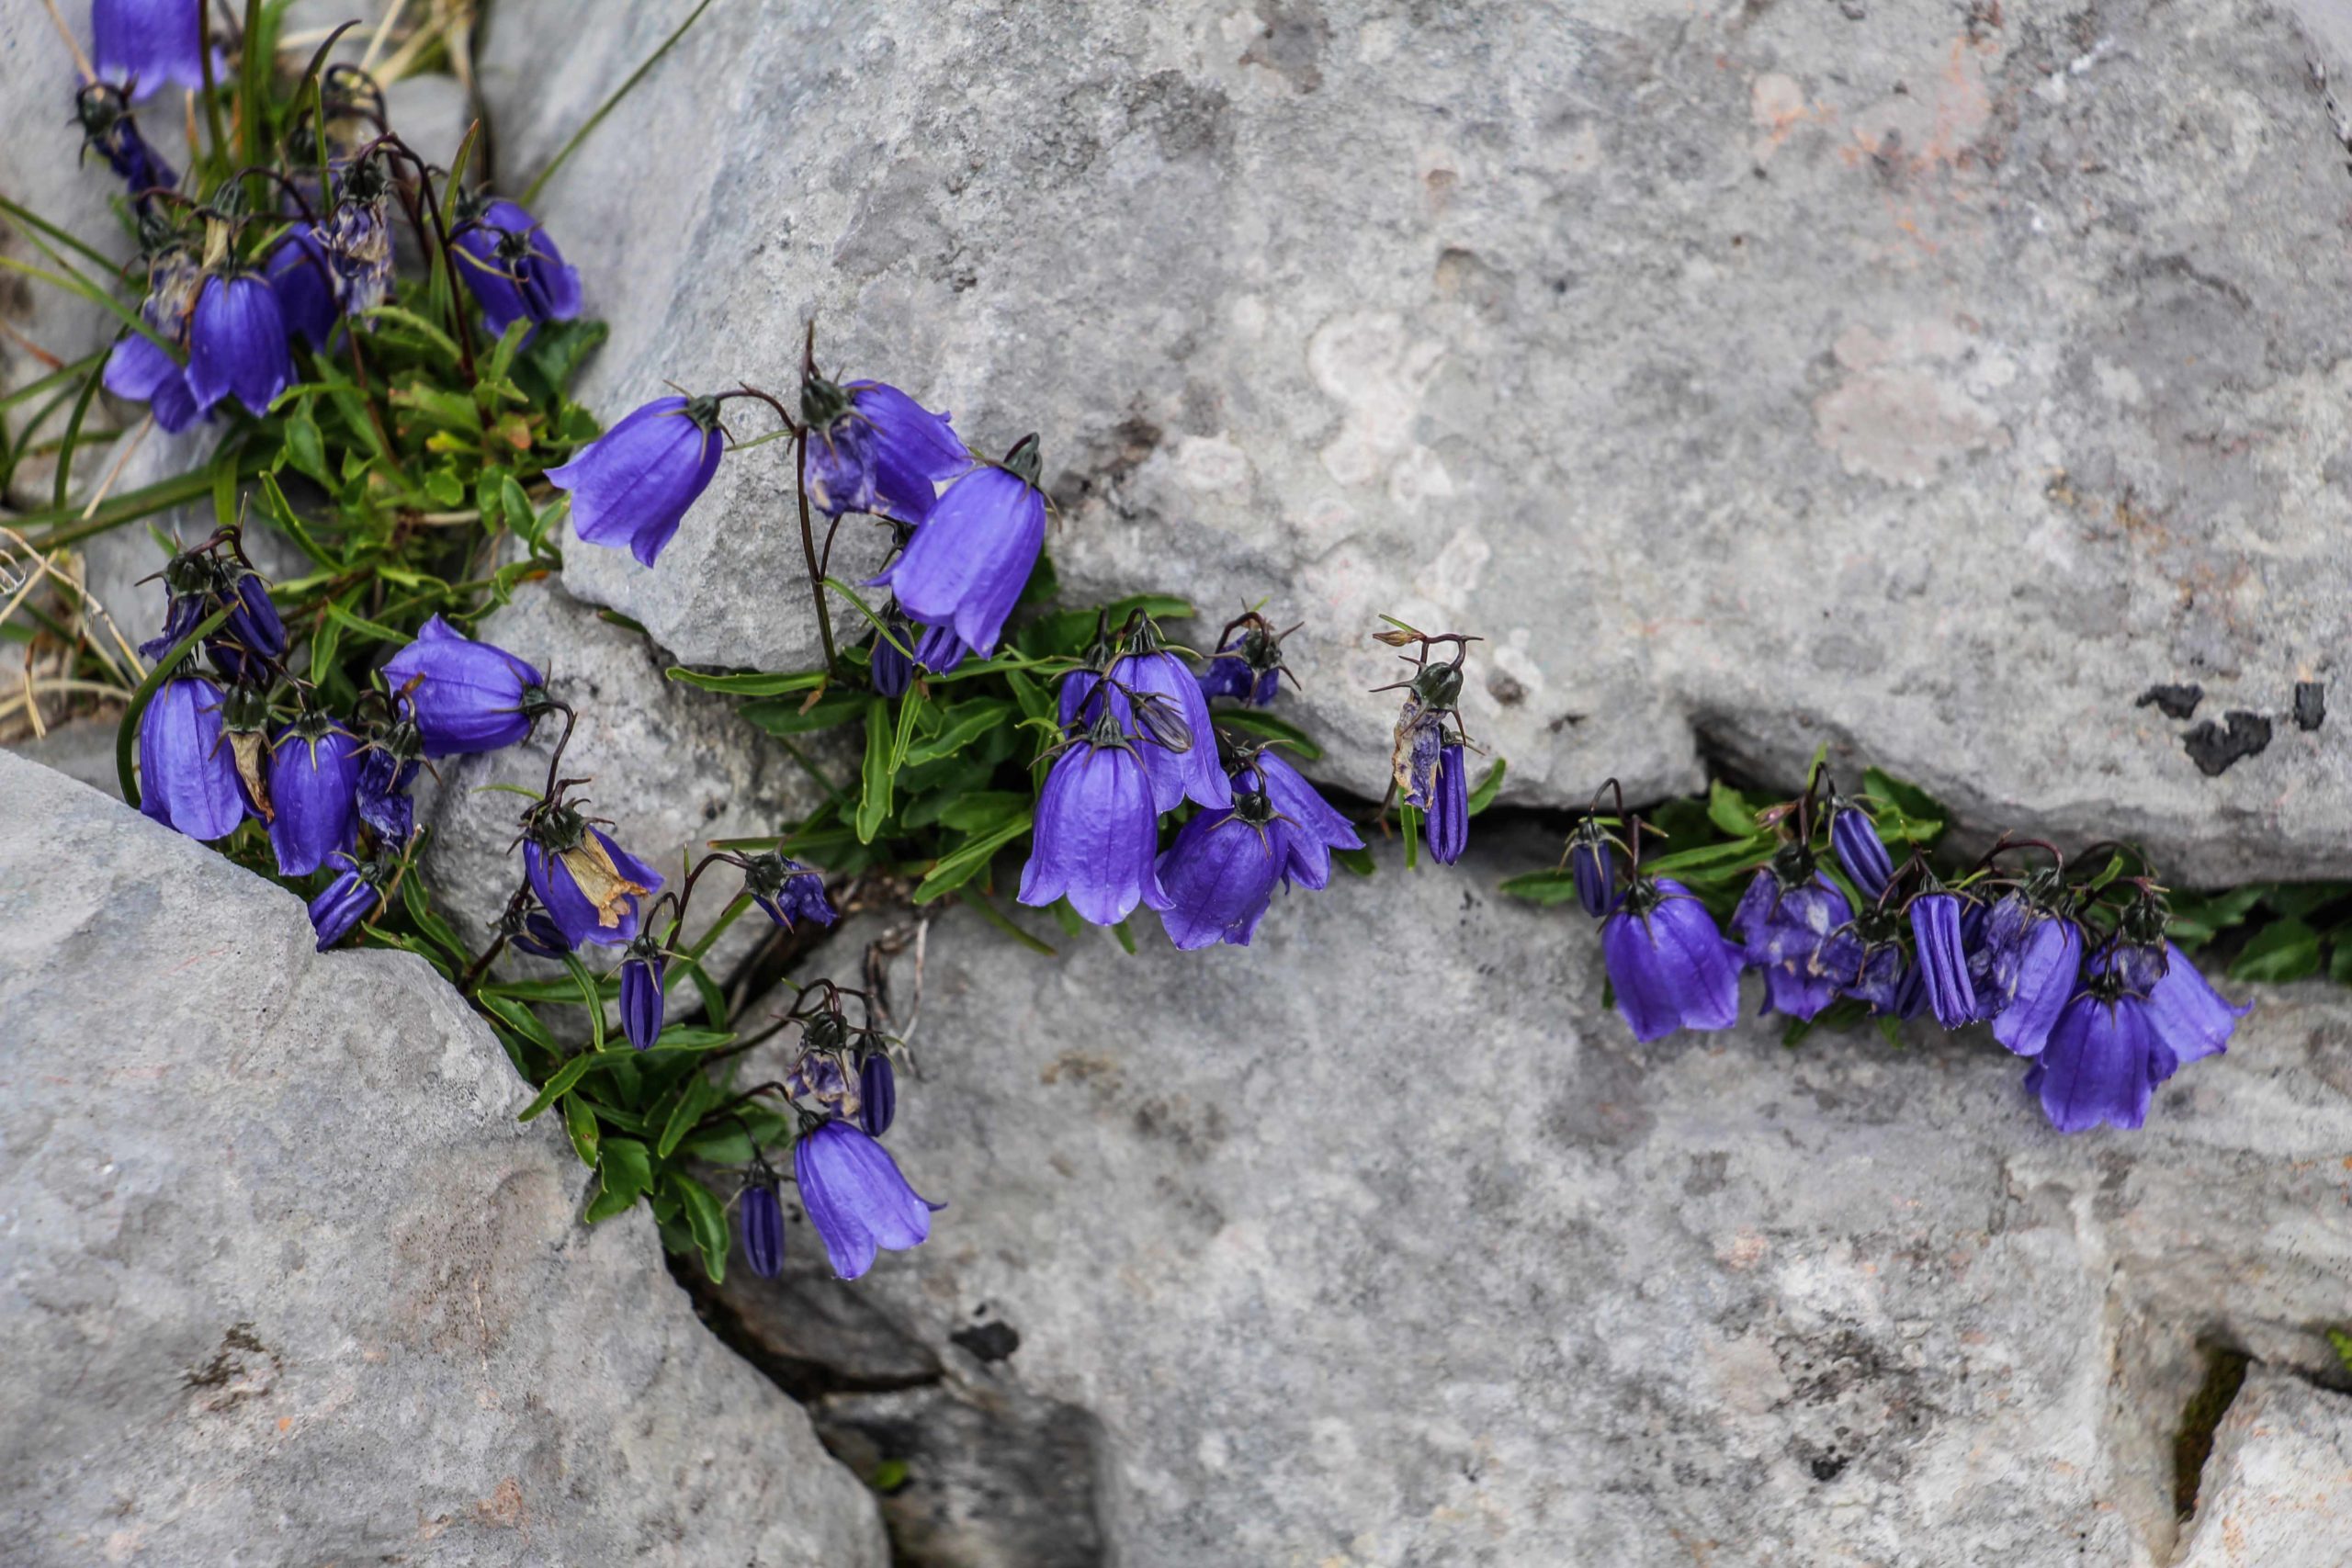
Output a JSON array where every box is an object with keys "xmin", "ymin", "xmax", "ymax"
[
  {"xmin": 481, "ymin": 0, "xmax": 2352, "ymax": 883},
  {"xmin": 2172, "ymin": 1369, "xmax": 2352, "ymax": 1567},
  {"xmin": 0, "ymin": 750, "xmax": 887, "ymax": 1567},
  {"xmin": 755, "ymin": 825, "xmax": 2352, "ymax": 1567}
]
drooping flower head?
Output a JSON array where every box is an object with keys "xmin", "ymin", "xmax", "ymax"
[
  {"xmin": 1017, "ymin": 716, "xmax": 1170, "ymax": 928},
  {"xmin": 307, "ymin": 853, "xmax": 388, "ymax": 950},
  {"xmin": 744, "ymin": 852, "xmax": 837, "ymax": 931},
  {"xmin": 321, "ymin": 158, "xmax": 394, "ymax": 317},
  {"xmin": 2025, "ymin": 971, "xmax": 2165, "ymax": 1133},
  {"xmin": 859, "ymin": 1052, "xmax": 897, "ymax": 1138},
  {"xmin": 1418, "ymin": 742, "xmax": 1472, "ymax": 866},
  {"xmin": 355, "ymin": 707, "xmax": 424, "ymax": 845},
  {"xmin": 548, "ymin": 394, "xmax": 727, "ymax": 568},
  {"xmin": 1600, "ymin": 874, "xmax": 1744, "ymax": 1043},
  {"xmin": 380, "ymin": 615, "xmax": 549, "ymax": 758},
  {"xmin": 737, "ymin": 1179, "xmax": 786, "ymax": 1280},
  {"xmin": 1383, "ymin": 642, "xmax": 1468, "ymax": 811},
  {"xmin": 520, "ymin": 795, "xmax": 662, "ymax": 949},
  {"xmin": 207, "ymin": 565, "xmax": 286, "ymax": 683},
  {"xmin": 1982, "ymin": 879, "xmax": 2084, "ymax": 1057},
  {"xmin": 452, "ymin": 197, "xmax": 582, "ymax": 341},
  {"xmin": 1812, "ymin": 906, "xmax": 1913, "ymax": 1016},
  {"xmin": 1565, "ymin": 817, "xmax": 1620, "ymax": 919},
  {"xmin": 1252, "ymin": 748, "xmax": 1363, "ymax": 890},
  {"xmin": 265, "ymin": 227, "xmax": 339, "ymax": 350},
  {"xmin": 1198, "ymin": 612, "xmax": 1289, "ymax": 707},
  {"xmin": 1731, "ymin": 846, "xmax": 1853, "ymax": 1021},
  {"xmin": 793, "ymin": 1118, "xmax": 942, "ymax": 1281},
  {"xmin": 619, "ymin": 938, "xmax": 666, "ymax": 1052},
  {"xmin": 1907, "ymin": 884, "xmax": 1979, "ymax": 1029},
  {"xmin": 1155, "ymin": 767, "xmax": 1288, "ymax": 951},
  {"xmin": 877, "ymin": 436, "xmax": 1047, "ymax": 657},
  {"xmin": 1064, "ymin": 621, "xmax": 1231, "ymax": 814},
  {"xmin": 1827, "ymin": 792, "xmax": 1894, "ymax": 903},
  {"xmin": 797, "ymin": 373, "xmax": 968, "ymax": 523},
  {"xmin": 138, "ymin": 674, "xmax": 246, "ymax": 840},
  {"xmin": 869, "ymin": 605, "xmax": 917, "ymax": 697},
  {"xmin": 186, "ymin": 270, "xmax": 293, "ymax": 417},
  {"xmin": 91, "ymin": 0, "xmax": 218, "ymax": 100},
  {"xmin": 266, "ymin": 709, "xmax": 361, "ymax": 876},
  {"xmin": 105, "ymin": 248, "xmax": 203, "ymax": 434},
  {"xmin": 74, "ymin": 83, "xmax": 175, "ymax": 205}
]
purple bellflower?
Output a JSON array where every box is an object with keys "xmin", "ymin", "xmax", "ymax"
[
  {"xmin": 522, "ymin": 804, "xmax": 662, "ymax": 949},
  {"xmin": 1253, "ymin": 749, "xmax": 1363, "ymax": 889},
  {"xmin": 793, "ymin": 1118, "xmax": 942, "ymax": 1281},
  {"xmin": 207, "ymin": 567, "xmax": 286, "ymax": 683},
  {"xmin": 1018, "ymin": 721, "xmax": 1170, "ymax": 928},
  {"xmin": 1601, "ymin": 875, "xmax": 1744, "ymax": 1043},
  {"xmin": 1420, "ymin": 742, "xmax": 1471, "ymax": 866},
  {"xmin": 92, "ymin": 0, "xmax": 216, "ymax": 100},
  {"xmin": 265, "ymin": 229, "xmax": 339, "ymax": 350},
  {"xmin": 380, "ymin": 615, "xmax": 548, "ymax": 757},
  {"xmin": 105, "ymin": 252, "xmax": 203, "ymax": 434},
  {"xmin": 870, "ymin": 613, "xmax": 916, "ymax": 697},
  {"xmin": 801, "ymin": 378, "xmax": 967, "ymax": 523},
  {"xmin": 507, "ymin": 907, "xmax": 574, "ymax": 960},
  {"xmin": 859, "ymin": 1053, "xmax": 897, "ymax": 1137},
  {"xmin": 321, "ymin": 170, "xmax": 393, "ymax": 317},
  {"xmin": 1154, "ymin": 771, "xmax": 1287, "ymax": 951},
  {"xmin": 355, "ymin": 710, "xmax": 423, "ymax": 845},
  {"xmin": 1828, "ymin": 797, "xmax": 1894, "ymax": 902},
  {"xmin": 186, "ymin": 273, "xmax": 292, "ymax": 417},
  {"xmin": 76, "ymin": 85, "xmax": 175, "ymax": 203},
  {"xmin": 138, "ymin": 674, "xmax": 245, "ymax": 840},
  {"xmin": 307, "ymin": 854, "xmax": 385, "ymax": 950},
  {"xmin": 738, "ymin": 1181, "xmax": 786, "ymax": 1279},
  {"xmin": 1732, "ymin": 853, "xmax": 1853, "ymax": 1021},
  {"xmin": 1908, "ymin": 888, "xmax": 1978, "ymax": 1029},
  {"xmin": 2025, "ymin": 979, "xmax": 2165, "ymax": 1133},
  {"xmin": 548, "ymin": 394, "xmax": 726, "ymax": 568},
  {"xmin": 912, "ymin": 618, "xmax": 972, "ymax": 675},
  {"xmin": 744, "ymin": 852, "xmax": 837, "ymax": 931},
  {"xmin": 2098, "ymin": 939, "xmax": 2249, "ymax": 1069},
  {"xmin": 1064, "ymin": 644, "xmax": 1232, "ymax": 814},
  {"xmin": 453, "ymin": 198, "xmax": 581, "ymax": 340},
  {"xmin": 1987, "ymin": 908, "xmax": 2084, "ymax": 1057},
  {"xmin": 1566, "ymin": 821, "xmax": 1619, "ymax": 918},
  {"xmin": 1198, "ymin": 616, "xmax": 1286, "ymax": 707},
  {"xmin": 619, "ymin": 942, "xmax": 665, "ymax": 1051},
  {"xmin": 266, "ymin": 712, "xmax": 361, "ymax": 876},
  {"xmin": 877, "ymin": 437, "xmax": 1046, "ymax": 656}
]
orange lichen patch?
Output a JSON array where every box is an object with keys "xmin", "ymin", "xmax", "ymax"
[{"xmin": 1748, "ymin": 73, "xmax": 1838, "ymax": 164}]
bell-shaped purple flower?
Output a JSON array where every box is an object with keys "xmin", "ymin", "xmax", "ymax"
[
  {"xmin": 913, "ymin": 619, "xmax": 972, "ymax": 675},
  {"xmin": 77, "ymin": 85, "xmax": 175, "ymax": 201},
  {"xmin": 92, "ymin": 0, "xmax": 215, "ymax": 100},
  {"xmin": 104, "ymin": 329, "xmax": 202, "ymax": 434},
  {"xmin": 138, "ymin": 674, "xmax": 246, "ymax": 840},
  {"xmin": 548, "ymin": 395, "xmax": 725, "ymax": 568},
  {"xmin": 1829, "ymin": 801, "xmax": 1894, "ymax": 902},
  {"xmin": 1198, "ymin": 620, "xmax": 1285, "ymax": 707},
  {"xmin": 1018, "ymin": 730, "xmax": 1170, "ymax": 927},
  {"xmin": 847, "ymin": 381, "xmax": 967, "ymax": 523},
  {"xmin": 2026, "ymin": 988, "xmax": 2163, "ymax": 1133},
  {"xmin": 1601, "ymin": 876, "xmax": 1744, "ymax": 1043},
  {"xmin": 266, "ymin": 715, "xmax": 360, "ymax": 876},
  {"xmin": 1107, "ymin": 649, "xmax": 1230, "ymax": 813},
  {"xmin": 307, "ymin": 855, "xmax": 383, "ymax": 950},
  {"xmin": 508, "ymin": 908, "xmax": 573, "ymax": 960},
  {"xmin": 2141, "ymin": 942, "xmax": 2249, "ymax": 1070},
  {"xmin": 266, "ymin": 229, "xmax": 339, "ymax": 350},
  {"xmin": 206, "ymin": 569, "xmax": 286, "ymax": 683},
  {"xmin": 1154, "ymin": 779, "xmax": 1286, "ymax": 951},
  {"xmin": 859, "ymin": 1054, "xmax": 897, "ymax": 1137},
  {"xmin": 738, "ymin": 1181, "xmax": 786, "ymax": 1279},
  {"xmin": 793, "ymin": 1119, "xmax": 941, "ymax": 1281},
  {"xmin": 185, "ymin": 274, "xmax": 292, "ymax": 417},
  {"xmin": 1989, "ymin": 915, "xmax": 2083, "ymax": 1057},
  {"xmin": 1422, "ymin": 742, "xmax": 1470, "ymax": 865},
  {"xmin": 380, "ymin": 615, "xmax": 547, "ymax": 757},
  {"xmin": 1908, "ymin": 890, "xmax": 1978, "ymax": 1029},
  {"xmin": 877, "ymin": 444, "xmax": 1046, "ymax": 657},
  {"xmin": 1566, "ymin": 825, "xmax": 1618, "ymax": 918},
  {"xmin": 619, "ymin": 946, "xmax": 665, "ymax": 1051},
  {"xmin": 453, "ymin": 198, "xmax": 581, "ymax": 339},
  {"xmin": 523, "ymin": 820, "xmax": 662, "ymax": 949},
  {"xmin": 1733, "ymin": 861, "xmax": 1852, "ymax": 1021},
  {"xmin": 355, "ymin": 711, "xmax": 423, "ymax": 845},
  {"xmin": 1253, "ymin": 750, "xmax": 1362, "ymax": 890},
  {"xmin": 744, "ymin": 852, "xmax": 836, "ymax": 930}
]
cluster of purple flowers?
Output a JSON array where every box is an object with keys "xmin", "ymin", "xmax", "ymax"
[
  {"xmin": 1567, "ymin": 781, "xmax": 2249, "ymax": 1134},
  {"xmin": 1378, "ymin": 626, "xmax": 1480, "ymax": 866},
  {"xmin": 72, "ymin": 6, "xmax": 578, "ymax": 438}
]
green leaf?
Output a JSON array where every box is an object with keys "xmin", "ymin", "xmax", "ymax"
[
  {"xmin": 1499, "ymin": 868, "xmax": 1581, "ymax": 906},
  {"xmin": 964, "ymin": 888, "xmax": 1057, "ymax": 955},
  {"xmin": 668, "ymin": 1171, "xmax": 729, "ymax": 1282},
  {"xmin": 1211, "ymin": 706, "xmax": 1323, "ymax": 762},
  {"xmin": 856, "ymin": 696, "xmax": 895, "ymax": 844},
  {"xmin": 2229, "ymin": 918, "xmax": 2323, "ymax": 984},
  {"xmin": 889, "ymin": 687, "xmax": 925, "ymax": 771},
  {"xmin": 666, "ymin": 665, "xmax": 828, "ymax": 697},
  {"xmin": 656, "ymin": 1075, "xmax": 718, "ymax": 1159},
  {"xmin": 741, "ymin": 690, "xmax": 866, "ymax": 736},
  {"xmin": 2166, "ymin": 885, "xmax": 2273, "ymax": 950},
  {"xmin": 561, "ymin": 953, "xmax": 608, "ymax": 1053},
  {"xmin": 562, "ymin": 1093, "xmax": 601, "ymax": 1167},
  {"xmin": 2258, "ymin": 883, "xmax": 2352, "ymax": 920},
  {"xmin": 1706, "ymin": 782, "xmax": 1757, "ymax": 838},
  {"xmin": 1466, "ymin": 757, "xmax": 1508, "ymax": 817},
  {"xmin": 903, "ymin": 699, "xmax": 1012, "ymax": 765},
  {"xmin": 1332, "ymin": 845, "xmax": 1376, "ymax": 877},
  {"xmin": 2328, "ymin": 1327, "xmax": 2352, "ymax": 1377},
  {"xmin": 915, "ymin": 809, "xmax": 1035, "ymax": 904},
  {"xmin": 1112, "ymin": 919, "xmax": 1137, "ymax": 954},
  {"xmin": 1862, "ymin": 768, "xmax": 1949, "ymax": 846},
  {"xmin": 515, "ymin": 1052, "xmax": 598, "ymax": 1122},
  {"xmin": 933, "ymin": 791, "xmax": 1029, "ymax": 833},
  {"xmin": 476, "ymin": 994, "xmax": 556, "ymax": 1055},
  {"xmin": 398, "ymin": 870, "xmax": 468, "ymax": 962},
  {"xmin": 585, "ymin": 1137, "xmax": 653, "ymax": 1223}
]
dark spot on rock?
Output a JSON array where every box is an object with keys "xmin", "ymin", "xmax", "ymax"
[
  {"xmin": 2294, "ymin": 681, "xmax": 2325, "ymax": 731},
  {"xmin": 2135, "ymin": 682, "xmax": 2202, "ymax": 720},
  {"xmin": 1810, "ymin": 1452, "xmax": 1849, "ymax": 1483},
  {"xmin": 2182, "ymin": 711, "xmax": 2272, "ymax": 775},
  {"xmin": 951, "ymin": 1320, "xmax": 1021, "ymax": 1363},
  {"xmin": 1240, "ymin": 0, "xmax": 1330, "ymax": 93},
  {"xmin": 1683, "ymin": 1151, "xmax": 1730, "ymax": 1197},
  {"xmin": 1487, "ymin": 668, "xmax": 1527, "ymax": 706},
  {"xmin": 1048, "ymin": 414, "xmax": 1163, "ymax": 513}
]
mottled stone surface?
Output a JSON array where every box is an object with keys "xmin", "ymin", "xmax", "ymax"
[
  {"xmin": 2174, "ymin": 1369, "xmax": 2352, "ymax": 1568},
  {"xmin": 0, "ymin": 750, "xmax": 888, "ymax": 1567},
  {"xmin": 752, "ymin": 825, "xmax": 2352, "ymax": 1566},
  {"xmin": 481, "ymin": 0, "xmax": 2352, "ymax": 883}
]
